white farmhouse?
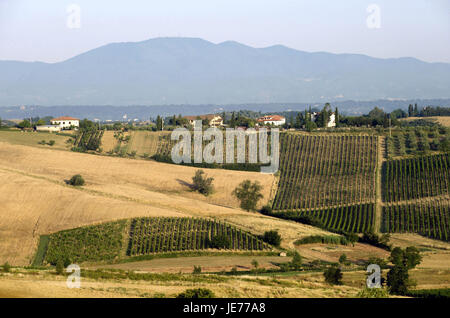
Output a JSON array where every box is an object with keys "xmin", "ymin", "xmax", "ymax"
[
  {"xmin": 257, "ymin": 115, "xmax": 286, "ymax": 126},
  {"xmin": 50, "ymin": 116, "xmax": 79, "ymax": 129}
]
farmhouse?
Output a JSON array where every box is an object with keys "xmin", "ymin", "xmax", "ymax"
[
  {"xmin": 257, "ymin": 115, "xmax": 286, "ymax": 126},
  {"xmin": 50, "ymin": 116, "xmax": 79, "ymax": 129},
  {"xmin": 184, "ymin": 114, "xmax": 223, "ymax": 127},
  {"xmin": 36, "ymin": 125, "xmax": 61, "ymax": 133}
]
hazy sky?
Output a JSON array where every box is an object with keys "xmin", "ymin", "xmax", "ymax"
[{"xmin": 0, "ymin": 0, "xmax": 449, "ymax": 63}]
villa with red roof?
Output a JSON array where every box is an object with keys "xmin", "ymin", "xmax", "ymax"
[
  {"xmin": 50, "ymin": 116, "xmax": 80, "ymax": 129},
  {"xmin": 257, "ymin": 115, "xmax": 286, "ymax": 126}
]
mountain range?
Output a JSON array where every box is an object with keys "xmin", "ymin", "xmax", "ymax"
[{"xmin": 0, "ymin": 37, "xmax": 449, "ymax": 106}]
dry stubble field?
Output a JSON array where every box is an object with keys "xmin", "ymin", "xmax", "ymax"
[{"xmin": 0, "ymin": 139, "xmax": 332, "ymax": 265}]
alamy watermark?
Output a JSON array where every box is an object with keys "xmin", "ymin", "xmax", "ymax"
[
  {"xmin": 170, "ymin": 120, "xmax": 279, "ymax": 173},
  {"xmin": 66, "ymin": 264, "xmax": 81, "ymax": 288},
  {"xmin": 366, "ymin": 4, "xmax": 381, "ymax": 29},
  {"xmin": 66, "ymin": 4, "xmax": 81, "ymax": 29},
  {"xmin": 366, "ymin": 264, "xmax": 381, "ymax": 288}
]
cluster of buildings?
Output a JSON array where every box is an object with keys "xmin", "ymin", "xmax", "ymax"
[
  {"xmin": 32, "ymin": 111, "xmax": 335, "ymax": 132},
  {"xmin": 183, "ymin": 114, "xmax": 286, "ymax": 128},
  {"xmin": 36, "ymin": 116, "xmax": 80, "ymax": 132}
]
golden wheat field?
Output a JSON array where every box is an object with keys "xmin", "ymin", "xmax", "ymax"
[{"xmin": 0, "ymin": 139, "xmax": 332, "ymax": 265}]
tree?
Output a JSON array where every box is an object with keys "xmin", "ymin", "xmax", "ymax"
[
  {"xmin": 0, "ymin": 117, "xmax": 2, "ymax": 129},
  {"xmin": 408, "ymin": 104, "xmax": 414, "ymax": 117},
  {"xmin": 56, "ymin": 259, "xmax": 65, "ymax": 275},
  {"xmin": 387, "ymin": 263, "xmax": 409, "ymax": 294},
  {"xmin": 335, "ymin": 107, "xmax": 339, "ymax": 127},
  {"xmin": 251, "ymin": 259, "xmax": 259, "ymax": 271},
  {"xmin": 232, "ymin": 180, "xmax": 263, "ymax": 211},
  {"xmin": 317, "ymin": 103, "xmax": 332, "ymax": 128},
  {"xmin": 35, "ymin": 119, "xmax": 46, "ymax": 126},
  {"xmin": 262, "ymin": 230, "xmax": 281, "ymax": 247},
  {"xmin": 192, "ymin": 170, "xmax": 214, "ymax": 196},
  {"xmin": 339, "ymin": 254, "xmax": 348, "ymax": 264},
  {"xmin": 290, "ymin": 251, "xmax": 302, "ymax": 270},
  {"xmin": 387, "ymin": 246, "xmax": 422, "ymax": 294},
  {"xmin": 323, "ymin": 266, "xmax": 343, "ymax": 285},
  {"xmin": 156, "ymin": 115, "xmax": 163, "ymax": 130},
  {"xmin": 177, "ymin": 288, "xmax": 215, "ymax": 298},
  {"xmin": 18, "ymin": 119, "xmax": 31, "ymax": 129},
  {"xmin": 79, "ymin": 119, "xmax": 96, "ymax": 130},
  {"xmin": 210, "ymin": 234, "xmax": 231, "ymax": 249},
  {"xmin": 68, "ymin": 174, "xmax": 85, "ymax": 186}
]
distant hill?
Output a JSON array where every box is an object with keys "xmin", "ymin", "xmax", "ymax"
[
  {"xmin": 1, "ymin": 99, "xmax": 450, "ymax": 121},
  {"xmin": 0, "ymin": 37, "xmax": 449, "ymax": 106}
]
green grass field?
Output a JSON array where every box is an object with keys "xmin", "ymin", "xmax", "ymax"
[{"xmin": 0, "ymin": 130, "xmax": 72, "ymax": 150}]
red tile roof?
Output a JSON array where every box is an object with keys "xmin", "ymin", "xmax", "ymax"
[
  {"xmin": 184, "ymin": 114, "xmax": 221, "ymax": 121},
  {"xmin": 257, "ymin": 115, "xmax": 285, "ymax": 122},
  {"xmin": 51, "ymin": 116, "xmax": 79, "ymax": 121}
]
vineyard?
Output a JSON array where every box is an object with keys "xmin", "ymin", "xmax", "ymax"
[
  {"xmin": 381, "ymin": 199, "xmax": 449, "ymax": 241},
  {"xmin": 45, "ymin": 220, "xmax": 127, "ymax": 265},
  {"xmin": 272, "ymin": 134, "xmax": 377, "ymax": 211},
  {"xmin": 263, "ymin": 204, "xmax": 375, "ymax": 233},
  {"xmin": 73, "ymin": 129, "xmax": 104, "ymax": 151},
  {"xmin": 127, "ymin": 217, "xmax": 270, "ymax": 256},
  {"xmin": 152, "ymin": 132, "xmax": 264, "ymax": 171},
  {"xmin": 382, "ymin": 153, "xmax": 450, "ymax": 202},
  {"xmin": 40, "ymin": 217, "xmax": 270, "ymax": 265}
]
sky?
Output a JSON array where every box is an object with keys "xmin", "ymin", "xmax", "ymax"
[{"xmin": 0, "ymin": 0, "xmax": 449, "ymax": 63}]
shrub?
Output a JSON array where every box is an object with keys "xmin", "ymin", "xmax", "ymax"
[
  {"xmin": 210, "ymin": 235, "xmax": 231, "ymax": 249},
  {"xmin": 232, "ymin": 180, "xmax": 263, "ymax": 211},
  {"xmin": 260, "ymin": 205, "xmax": 272, "ymax": 214},
  {"xmin": 68, "ymin": 174, "xmax": 85, "ymax": 186},
  {"xmin": 176, "ymin": 288, "xmax": 215, "ymax": 298},
  {"xmin": 192, "ymin": 170, "xmax": 214, "ymax": 196},
  {"xmin": 339, "ymin": 254, "xmax": 347, "ymax": 264},
  {"xmin": 251, "ymin": 259, "xmax": 259, "ymax": 270},
  {"xmin": 262, "ymin": 230, "xmax": 281, "ymax": 247},
  {"xmin": 193, "ymin": 266, "xmax": 202, "ymax": 274},
  {"xmin": 323, "ymin": 266, "xmax": 343, "ymax": 285},
  {"xmin": 128, "ymin": 151, "xmax": 137, "ymax": 158},
  {"xmin": 2, "ymin": 262, "xmax": 11, "ymax": 273},
  {"xmin": 356, "ymin": 288, "xmax": 390, "ymax": 298},
  {"xmin": 48, "ymin": 140, "xmax": 55, "ymax": 146}
]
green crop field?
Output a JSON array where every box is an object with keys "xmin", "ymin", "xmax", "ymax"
[
  {"xmin": 382, "ymin": 199, "xmax": 450, "ymax": 241},
  {"xmin": 40, "ymin": 217, "xmax": 270, "ymax": 265},
  {"xmin": 263, "ymin": 203, "xmax": 375, "ymax": 233},
  {"xmin": 0, "ymin": 130, "xmax": 71, "ymax": 150},
  {"xmin": 272, "ymin": 134, "xmax": 377, "ymax": 211},
  {"xmin": 382, "ymin": 153, "xmax": 450, "ymax": 202}
]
